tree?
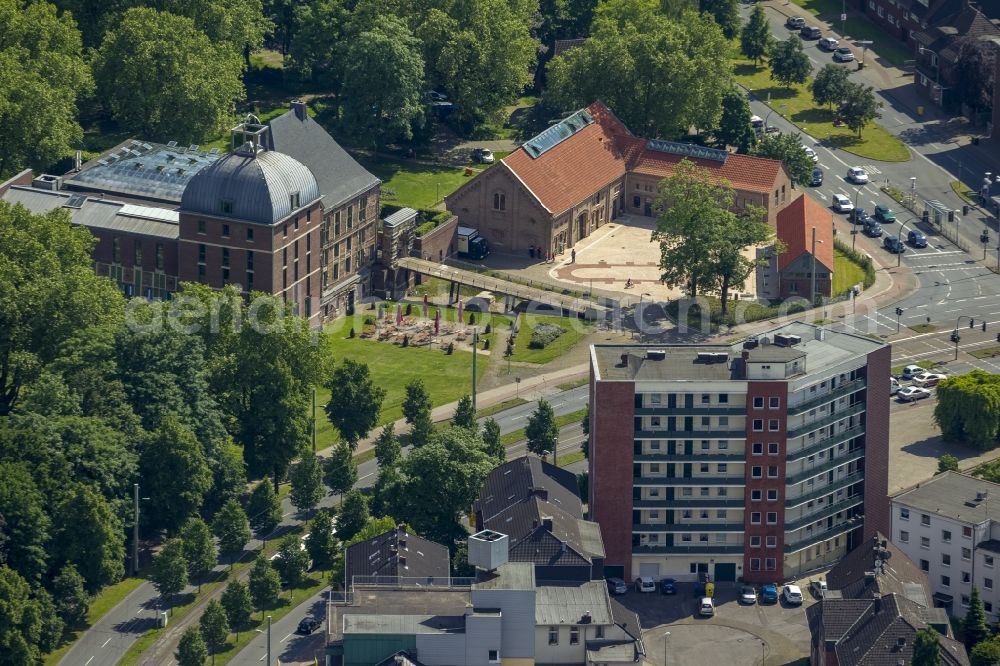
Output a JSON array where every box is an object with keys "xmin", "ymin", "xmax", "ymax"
[
  {"xmin": 453, "ymin": 395, "xmax": 477, "ymax": 430},
  {"xmin": 0, "ymin": 0, "xmax": 93, "ymax": 179},
  {"xmin": 0, "ymin": 203, "xmax": 124, "ymax": 416},
  {"xmin": 699, "ymin": 0, "xmax": 739, "ymax": 39},
  {"xmin": 289, "ymin": 452, "xmax": 325, "ymax": 513},
  {"xmin": 340, "ymin": 15, "xmax": 425, "ymax": 150},
  {"xmin": 176, "ymin": 626, "xmax": 208, "ymax": 666},
  {"xmin": 150, "ymin": 538, "xmax": 189, "ymax": 611},
  {"xmin": 482, "ymin": 417, "xmax": 504, "ymax": 464},
  {"xmin": 937, "ymin": 454, "xmax": 960, "ymax": 474},
  {"xmin": 751, "ymin": 132, "xmax": 815, "ymax": 187},
  {"xmin": 199, "ymin": 599, "xmax": 230, "ymax": 664},
  {"xmin": 714, "ymin": 206, "xmax": 777, "ymax": 316},
  {"xmin": 913, "ymin": 627, "xmax": 942, "ymax": 666},
  {"xmin": 402, "ymin": 380, "xmax": 433, "ymax": 446},
  {"xmin": 324, "ymin": 359, "xmax": 386, "ymax": 449},
  {"xmin": 740, "ymin": 4, "xmax": 773, "ymax": 66},
  {"xmin": 248, "ymin": 555, "xmax": 281, "ymax": 613},
  {"xmin": 546, "ymin": 6, "xmax": 732, "ymax": 138},
  {"xmin": 963, "ymin": 586, "xmax": 990, "ymax": 651},
  {"xmin": 935, "ymin": 371, "xmax": 1000, "ymax": 450},
  {"xmin": 525, "ymin": 399, "xmax": 559, "ymax": 459},
  {"xmin": 716, "ymin": 87, "xmax": 757, "ymax": 153},
  {"xmin": 140, "ymin": 416, "xmax": 213, "ymax": 533},
  {"xmin": 838, "ymin": 82, "xmax": 883, "ymax": 137},
  {"xmin": 343, "ymin": 515, "xmax": 401, "ymax": 548},
  {"xmin": 274, "ymin": 534, "xmax": 311, "ymax": 588},
  {"xmin": 206, "ymin": 441, "xmax": 247, "ymax": 517},
  {"xmin": 0, "ymin": 463, "xmax": 51, "ymax": 586},
  {"xmin": 212, "ymin": 499, "xmax": 251, "ymax": 565},
  {"xmin": 306, "ymin": 510, "xmax": 339, "ymax": 569},
  {"xmin": 52, "ymin": 564, "xmax": 89, "ymax": 627},
  {"xmin": 769, "ymin": 35, "xmax": 811, "ymax": 87},
  {"xmin": 951, "ymin": 37, "xmax": 994, "ymax": 114},
  {"xmin": 337, "ymin": 490, "xmax": 370, "ymax": 542},
  {"xmin": 811, "ymin": 64, "xmax": 852, "ymax": 110},
  {"xmin": 220, "ymin": 580, "xmax": 253, "ymax": 633},
  {"xmin": 34, "ymin": 587, "xmax": 64, "ymax": 654},
  {"xmin": 287, "ymin": 0, "xmax": 348, "ymax": 86},
  {"xmin": 93, "ymin": 8, "xmax": 245, "ymax": 142},
  {"xmin": 971, "ymin": 637, "xmax": 1000, "ymax": 666},
  {"xmin": 160, "ymin": 0, "xmax": 271, "ymax": 64},
  {"xmin": 374, "ymin": 424, "xmax": 401, "ymax": 470},
  {"xmin": 247, "ymin": 479, "xmax": 282, "ymax": 537},
  {"xmin": 0, "ymin": 567, "xmax": 46, "ymax": 665},
  {"xmin": 324, "ymin": 443, "xmax": 358, "ymax": 500},
  {"xmin": 180, "ymin": 518, "xmax": 218, "ymax": 589},
  {"xmin": 451, "ymin": 540, "xmax": 475, "ymax": 576}
]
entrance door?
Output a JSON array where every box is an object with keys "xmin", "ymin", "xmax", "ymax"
[
  {"xmin": 714, "ymin": 563, "xmax": 737, "ymax": 582},
  {"xmin": 577, "ymin": 212, "xmax": 588, "ymax": 241}
]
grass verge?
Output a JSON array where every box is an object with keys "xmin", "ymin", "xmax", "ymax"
[
  {"xmin": 512, "ymin": 314, "xmax": 594, "ymax": 364},
  {"xmin": 833, "ymin": 248, "xmax": 867, "ymax": 296},
  {"xmin": 891, "ymin": 360, "xmax": 935, "ymax": 373},
  {"xmin": 477, "ymin": 398, "xmax": 528, "ymax": 419},
  {"xmin": 910, "ymin": 323, "xmax": 937, "ymax": 333},
  {"xmin": 557, "ymin": 377, "xmax": 589, "ymax": 391},
  {"xmin": 558, "ymin": 451, "xmax": 586, "ymax": 467},
  {"xmin": 970, "ymin": 347, "xmax": 1000, "ymax": 359},
  {"xmin": 500, "ymin": 408, "xmax": 588, "ymax": 447},
  {"xmin": 951, "ymin": 180, "xmax": 976, "ymax": 205}
]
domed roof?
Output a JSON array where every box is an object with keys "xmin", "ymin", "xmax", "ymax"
[{"xmin": 180, "ymin": 147, "xmax": 320, "ymax": 225}]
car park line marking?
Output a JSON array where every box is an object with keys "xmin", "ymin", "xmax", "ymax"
[
  {"xmin": 101, "ymin": 637, "xmax": 112, "ymax": 648},
  {"xmin": 259, "ymin": 653, "xmax": 267, "ymax": 662}
]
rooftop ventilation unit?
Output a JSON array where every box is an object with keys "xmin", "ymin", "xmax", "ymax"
[
  {"xmin": 468, "ymin": 530, "xmax": 509, "ymax": 572},
  {"xmin": 696, "ymin": 352, "xmax": 729, "ymax": 363},
  {"xmin": 646, "ymin": 350, "xmax": 666, "ymax": 360},
  {"xmin": 773, "ymin": 334, "xmax": 802, "ymax": 347},
  {"xmin": 32, "ymin": 174, "xmax": 62, "ymax": 191}
]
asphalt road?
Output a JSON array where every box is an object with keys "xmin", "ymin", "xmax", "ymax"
[{"xmin": 226, "ymin": 592, "xmax": 329, "ymax": 666}]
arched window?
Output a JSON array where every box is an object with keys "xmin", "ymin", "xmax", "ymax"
[{"xmin": 493, "ymin": 192, "xmax": 506, "ymax": 211}]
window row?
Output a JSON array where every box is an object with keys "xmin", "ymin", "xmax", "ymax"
[{"xmin": 749, "ymin": 558, "xmax": 777, "ymax": 571}]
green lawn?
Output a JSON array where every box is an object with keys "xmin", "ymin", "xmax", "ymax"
[
  {"xmin": 733, "ymin": 60, "xmax": 910, "ymax": 162},
  {"xmin": 833, "ymin": 249, "xmax": 866, "ymax": 296},
  {"xmin": 355, "ymin": 155, "xmax": 476, "ymax": 209},
  {"xmin": 512, "ymin": 314, "xmax": 594, "ymax": 364}
]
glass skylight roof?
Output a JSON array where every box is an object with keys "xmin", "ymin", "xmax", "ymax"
[{"xmin": 522, "ymin": 109, "xmax": 595, "ymax": 159}]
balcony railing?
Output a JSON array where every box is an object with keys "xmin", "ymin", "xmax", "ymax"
[
  {"xmin": 634, "ymin": 452, "xmax": 745, "ymax": 463},
  {"xmin": 634, "ymin": 476, "xmax": 746, "ymax": 486},
  {"xmin": 787, "ymin": 402, "xmax": 866, "ymax": 438},
  {"xmin": 785, "ymin": 472, "xmax": 864, "ymax": 508},
  {"xmin": 784, "ymin": 520, "xmax": 860, "ymax": 553},
  {"xmin": 785, "ymin": 448, "xmax": 865, "ymax": 486},
  {"xmin": 788, "ymin": 379, "xmax": 866, "ymax": 415},
  {"xmin": 635, "ymin": 406, "xmax": 747, "ymax": 416},
  {"xmin": 784, "ymin": 495, "xmax": 865, "ymax": 533},
  {"xmin": 633, "ymin": 498, "xmax": 746, "ymax": 509},
  {"xmin": 634, "ymin": 429, "xmax": 746, "ymax": 440},
  {"xmin": 632, "ymin": 522, "xmax": 745, "ymax": 533},
  {"xmin": 786, "ymin": 427, "xmax": 865, "ymax": 463},
  {"xmin": 634, "ymin": 544, "xmax": 744, "ymax": 555}
]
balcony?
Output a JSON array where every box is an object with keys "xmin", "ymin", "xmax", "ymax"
[
  {"xmin": 785, "ymin": 448, "xmax": 865, "ymax": 486},
  {"xmin": 634, "ymin": 452, "xmax": 745, "ymax": 463},
  {"xmin": 787, "ymin": 402, "xmax": 866, "ymax": 438},
  {"xmin": 633, "ymin": 498, "xmax": 745, "ymax": 509},
  {"xmin": 632, "ymin": 522, "xmax": 745, "ymax": 533},
  {"xmin": 635, "ymin": 429, "xmax": 746, "ymax": 440},
  {"xmin": 786, "ymin": 427, "xmax": 864, "ymax": 463},
  {"xmin": 788, "ymin": 379, "xmax": 866, "ymax": 416},
  {"xmin": 634, "ymin": 476, "xmax": 746, "ymax": 486},
  {"xmin": 784, "ymin": 520, "xmax": 860, "ymax": 553},
  {"xmin": 785, "ymin": 495, "xmax": 864, "ymax": 532},
  {"xmin": 785, "ymin": 471, "xmax": 864, "ymax": 507},
  {"xmin": 635, "ymin": 406, "xmax": 746, "ymax": 416},
  {"xmin": 634, "ymin": 544, "xmax": 744, "ymax": 555}
]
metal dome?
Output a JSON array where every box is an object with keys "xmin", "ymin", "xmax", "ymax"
[{"xmin": 180, "ymin": 147, "xmax": 320, "ymax": 225}]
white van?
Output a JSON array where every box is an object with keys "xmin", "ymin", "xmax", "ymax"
[
  {"xmin": 832, "ymin": 194, "xmax": 854, "ymax": 213},
  {"xmin": 890, "ymin": 377, "xmax": 900, "ymax": 395},
  {"xmin": 751, "ymin": 115, "xmax": 765, "ymax": 135}
]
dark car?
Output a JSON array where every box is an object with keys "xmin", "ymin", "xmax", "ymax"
[
  {"xmin": 297, "ymin": 618, "xmax": 321, "ymax": 635},
  {"xmin": 908, "ymin": 230, "xmax": 928, "ymax": 247},
  {"xmin": 660, "ymin": 578, "xmax": 678, "ymax": 595},
  {"xmin": 873, "ymin": 204, "xmax": 896, "ymax": 223},
  {"xmin": 884, "ymin": 235, "xmax": 906, "ymax": 253},
  {"xmin": 810, "ymin": 167, "xmax": 824, "ymax": 186},
  {"xmin": 848, "ymin": 208, "xmax": 869, "ymax": 225},
  {"xmin": 864, "ymin": 221, "xmax": 883, "ymax": 237},
  {"xmin": 761, "ymin": 583, "xmax": 779, "ymax": 604}
]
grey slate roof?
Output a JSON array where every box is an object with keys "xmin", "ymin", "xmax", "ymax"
[
  {"xmin": 609, "ymin": 597, "xmax": 642, "ymax": 641},
  {"xmin": 266, "ymin": 107, "xmax": 380, "ymax": 211},
  {"xmin": 893, "ymin": 471, "xmax": 1000, "ymax": 525},
  {"xmin": 343, "ymin": 526, "xmax": 450, "ymax": 587},
  {"xmin": 535, "ymin": 580, "xmax": 613, "ymax": 625},
  {"xmin": 827, "ymin": 533, "xmax": 931, "ymax": 604},
  {"xmin": 476, "ymin": 456, "xmax": 582, "ymax": 522},
  {"xmin": 179, "ymin": 147, "xmax": 320, "ymax": 225}
]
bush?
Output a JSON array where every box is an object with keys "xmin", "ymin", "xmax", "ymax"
[
  {"xmin": 363, "ymin": 316, "xmax": 376, "ymax": 325},
  {"xmin": 446, "ymin": 342, "xmax": 454, "ymax": 355},
  {"xmin": 484, "ymin": 323, "xmax": 492, "ymax": 334},
  {"xmin": 666, "ymin": 296, "xmax": 808, "ymax": 330},
  {"xmin": 483, "ymin": 339, "xmax": 490, "ymax": 350},
  {"xmin": 349, "ymin": 328, "xmax": 356, "ymax": 338},
  {"xmin": 405, "ymin": 303, "xmax": 413, "ymax": 316},
  {"xmin": 468, "ymin": 313, "xmax": 476, "ymax": 324},
  {"xmin": 402, "ymin": 335, "xmax": 409, "ymax": 347},
  {"xmin": 529, "ymin": 323, "xmax": 566, "ymax": 349}
]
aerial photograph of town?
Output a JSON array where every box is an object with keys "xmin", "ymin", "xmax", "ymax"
[{"xmin": 2, "ymin": 0, "xmax": 1000, "ymax": 664}]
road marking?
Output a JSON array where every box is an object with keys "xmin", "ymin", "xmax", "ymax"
[
  {"xmin": 282, "ymin": 633, "xmax": 293, "ymax": 642},
  {"xmin": 259, "ymin": 653, "xmax": 267, "ymax": 662},
  {"xmin": 358, "ymin": 473, "xmax": 373, "ymax": 482},
  {"xmin": 86, "ymin": 657, "xmax": 95, "ymax": 666},
  {"xmin": 101, "ymin": 637, "xmax": 112, "ymax": 648}
]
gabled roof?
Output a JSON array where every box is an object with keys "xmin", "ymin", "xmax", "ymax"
[
  {"xmin": 475, "ymin": 456, "xmax": 582, "ymax": 522},
  {"xmin": 343, "ymin": 526, "xmax": 450, "ymax": 587},
  {"xmin": 827, "ymin": 532, "xmax": 931, "ymax": 604},
  {"xmin": 776, "ymin": 194, "xmax": 835, "ymax": 273},
  {"xmin": 266, "ymin": 104, "xmax": 381, "ymax": 211},
  {"xmin": 609, "ymin": 597, "xmax": 643, "ymax": 641}
]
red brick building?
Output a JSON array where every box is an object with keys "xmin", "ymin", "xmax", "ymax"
[
  {"xmin": 588, "ymin": 323, "xmax": 890, "ymax": 583},
  {"xmin": 445, "ymin": 102, "xmax": 794, "ymax": 255},
  {"xmin": 773, "ymin": 195, "xmax": 835, "ymax": 301}
]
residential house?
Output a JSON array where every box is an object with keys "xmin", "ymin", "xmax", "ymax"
[
  {"xmin": 768, "ymin": 194, "xmax": 835, "ymax": 301},
  {"xmin": 342, "ymin": 524, "xmax": 451, "ymax": 589}
]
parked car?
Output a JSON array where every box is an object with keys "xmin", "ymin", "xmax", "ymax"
[
  {"xmin": 884, "ymin": 235, "xmax": 906, "ymax": 253},
  {"xmin": 297, "ymin": 618, "xmax": 321, "ymax": 634},
  {"xmin": 660, "ymin": 578, "xmax": 678, "ymax": 595},
  {"xmin": 635, "ymin": 576, "xmax": 656, "ymax": 593},
  {"xmin": 810, "ymin": 167, "xmax": 824, "ymax": 186},
  {"xmin": 819, "ymin": 36, "xmax": 839, "ymax": 50},
  {"xmin": 803, "ymin": 146, "xmax": 819, "ymax": 162},
  {"xmin": 847, "ymin": 166, "xmax": 870, "ymax": 184},
  {"xmin": 874, "ymin": 204, "xmax": 897, "ymax": 223},
  {"xmin": 908, "ymin": 230, "xmax": 928, "ymax": 247},
  {"xmin": 864, "ymin": 221, "xmax": 883, "ymax": 237},
  {"xmin": 834, "ymin": 47, "xmax": 855, "ymax": 62},
  {"xmin": 901, "ymin": 364, "xmax": 924, "ymax": 379},
  {"xmin": 786, "ymin": 16, "xmax": 806, "ymax": 28},
  {"xmin": 832, "ymin": 193, "xmax": 854, "ymax": 213},
  {"xmin": 848, "ymin": 208, "xmax": 869, "ymax": 224},
  {"xmin": 783, "ymin": 585, "xmax": 803, "ymax": 605},
  {"xmin": 740, "ymin": 585, "xmax": 758, "ymax": 605},
  {"xmin": 699, "ymin": 597, "xmax": 716, "ymax": 616},
  {"xmin": 471, "ymin": 148, "xmax": 495, "ymax": 164},
  {"xmin": 810, "ymin": 580, "xmax": 828, "ymax": 598},
  {"xmin": 761, "ymin": 583, "xmax": 779, "ymax": 604},
  {"xmin": 607, "ymin": 577, "xmax": 628, "ymax": 595},
  {"xmin": 425, "ymin": 90, "xmax": 448, "ymax": 102},
  {"xmin": 891, "ymin": 377, "xmax": 901, "ymax": 395},
  {"xmin": 913, "ymin": 372, "xmax": 947, "ymax": 387},
  {"xmin": 765, "ymin": 125, "xmax": 781, "ymax": 134},
  {"xmin": 898, "ymin": 386, "xmax": 932, "ymax": 402},
  {"xmin": 800, "ymin": 25, "xmax": 822, "ymax": 39}
]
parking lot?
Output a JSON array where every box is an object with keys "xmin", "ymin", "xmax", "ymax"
[{"xmin": 618, "ymin": 581, "xmax": 816, "ymax": 666}]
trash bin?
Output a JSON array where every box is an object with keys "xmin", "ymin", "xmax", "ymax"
[{"xmin": 857, "ymin": 62, "xmax": 865, "ymax": 70}]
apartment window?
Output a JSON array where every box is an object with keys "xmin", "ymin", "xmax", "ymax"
[
  {"xmin": 765, "ymin": 558, "xmax": 776, "ymax": 571},
  {"xmin": 768, "ymin": 419, "xmax": 779, "ymax": 432},
  {"xmin": 988, "ymin": 602, "xmax": 995, "ymax": 613},
  {"xmin": 753, "ymin": 419, "xmax": 763, "ymax": 431},
  {"xmin": 222, "ymin": 267, "xmax": 230, "ymax": 281},
  {"xmin": 941, "ymin": 576, "xmax": 951, "ymax": 588},
  {"xmin": 702, "ymin": 393, "xmax": 710, "ymax": 404},
  {"xmin": 962, "ymin": 572, "xmax": 971, "ymax": 584},
  {"xmin": 222, "ymin": 223, "xmax": 230, "ymax": 238},
  {"xmin": 283, "ymin": 247, "xmax": 288, "ymax": 267},
  {"xmin": 987, "ymin": 556, "xmax": 996, "ymax": 568},
  {"xmin": 753, "ymin": 397, "xmax": 764, "ymax": 409},
  {"xmin": 700, "ymin": 487, "xmax": 709, "ymax": 496},
  {"xmin": 921, "ymin": 536, "xmax": 930, "ymax": 549},
  {"xmin": 246, "ymin": 251, "xmax": 254, "ymax": 270},
  {"xmin": 718, "ymin": 487, "xmax": 727, "ymax": 496},
  {"xmin": 197, "ymin": 220, "xmax": 206, "ymax": 234},
  {"xmin": 718, "ymin": 464, "xmax": 728, "ymax": 473},
  {"xmin": 962, "ymin": 548, "xmax": 972, "ymax": 560},
  {"xmin": 767, "ymin": 466, "xmax": 778, "ymax": 478},
  {"xmin": 899, "ymin": 508, "xmax": 910, "ymax": 521},
  {"xmin": 247, "ymin": 227, "xmax": 254, "ymax": 242},
  {"xmin": 899, "ymin": 531, "xmax": 909, "ymax": 543},
  {"xmin": 133, "ymin": 241, "xmax": 142, "ymax": 266},
  {"xmin": 752, "ymin": 466, "xmax": 762, "ymax": 478},
  {"xmin": 963, "ymin": 526, "xmax": 973, "ymax": 538},
  {"xmin": 942, "ymin": 530, "xmax": 952, "ymax": 543},
  {"xmin": 699, "ymin": 533, "xmax": 709, "ymax": 542},
  {"xmin": 701, "ymin": 416, "xmax": 710, "ymax": 427},
  {"xmin": 987, "ymin": 578, "xmax": 994, "ymax": 590},
  {"xmin": 718, "ymin": 440, "xmax": 729, "ymax": 450},
  {"xmin": 681, "ymin": 534, "xmax": 692, "ymax": 542},
  {"xmin": 294, "ymin": 217, "xmax": 299, "ymax": 231},
  {"xmin": 942, "ymin": 554, "xmax": 951, "ymax": 567},
  {"xmin": 650, "ymin": 393, "xmax": 661, "ymax": 404},
  {"xmin": 921, "ymin": 559, "xmax": 929, "ymax": 572},
  {"xmin": 751, "ymin": 490, "xmax": 762, "ymax": 501},
  {"xmin": 716, "ymin": 510, "xmax": 726, "ymax": 519},
  {"xmin": 682, "ymin": 488, "xmax": 692, "ymax": 496},
  {"xmin": 921, "ymin": 514, "xmax": 931, "ymax": 526},
  {"xmin": 283, "ymin": 224, "xmax": 288, "ymax": 238},
  {"xmin": 769, "ymin": 397, "xmax": 780, "ymax": 409},
  {"xmin": 493, "ymin": 193, "xmax": 506, "ymax": 211},
  {"xmin": 751, "ymin": 512, "xmax": 761, "ymax": 524},
  {"xmin": 750, "ymin": 536, "xmax": 762, "ymax": 547},
  {"xmin": 701, "ymin": 440, "xmax": 710, "ymax": 450},
  {"xmin": 682, "ymin": 510, "xmax": 692, "ymax": 519},
  {"xmin": 289, "ymin": 192, "xmax": 301, "ymax": 209},
  {"xmin": 766, "ymin": 512, "xmax": 777, "ymax": 524},
  {"xmin": 750, "ymin": 558, "xmax": 761, "ymax": 571},
  {"xmin": 767, "ymin": 489, "xmax": 778, "ymax": 501},
  {"xmin": 595, "ymin": 627, "xmax": 604, "ymax": 639},
  {"xmin": 768, "ymin": 442, "xmax": 779, "ymax": 455},
  {"xmin": 570, "ymin": 627, "xmax": 580, "ymax": 645},
  {"xmin": 221, "ymin": 248, "xmax": 230, "ymax": 268},
  {"xmin": 700, "ymin": 463, "xmax": 710, "ymax": 473},
  {"xmin": 752, "ymin": 443, "xmax": 763, "ymax": 455},
  {"xmin": 198, "ymin": 244, "xmax": 206, "ymax": 263},
  {"xmin": 719, "ymin": 394, "xmax": 729, "ymax": 404},
  {"xmin": 488, "ymin": 650, "xmax": 500, "ymax": 662},
  {"xmin": 766, "ymin": 536, "xmax": 777, "ymax": 548},
  {"xmin": 548, "ymin": 627, "xmax": 558, "ymax": 645}
]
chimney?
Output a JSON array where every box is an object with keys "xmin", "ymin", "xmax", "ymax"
[
  {"xmin": 291, "ymin": 99, "xmax": 307, "ymax": 121},
  {"xmin": 397, "ymin": 523, "xmax": 407, "ymax": 538},
  {"xmin": 542, "ymin": 517, "xmax": 553, "ymax": 531},
  {"xmin": 530, "ymin": 487, "xmax": 549, "ymax": 501}
]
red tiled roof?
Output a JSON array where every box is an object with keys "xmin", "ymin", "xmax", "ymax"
[
  {"xmin": 776, "ymin": 194, "xmax": 835, "ymax": 272},
  {"xmin": 622, "ymin": 138, "xmax": 785, "ymax": 194},
  {"xmin": 501, "ymin": 102, "xmax": 631, "ymax": 215}
]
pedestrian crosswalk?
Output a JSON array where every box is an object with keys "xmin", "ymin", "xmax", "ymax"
[{"xmin": 863, "ymin": 164, "xmax": 882, "ymax": 175}]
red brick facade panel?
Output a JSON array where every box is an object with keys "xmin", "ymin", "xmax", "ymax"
[{"xmin": 414, "ymin": 214, "xmax": 458, "ymax": 263}]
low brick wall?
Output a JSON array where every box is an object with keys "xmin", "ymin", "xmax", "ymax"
[{"xmin": 414, "ymin": 213, "xmax": 458, "ymax": 262}]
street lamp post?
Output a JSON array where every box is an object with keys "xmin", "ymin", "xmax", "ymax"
[
  {"xmin": 896, "ymin": 217, "xmax": 918, "ymax": 268},
  {"xmin": 909, "ymin": 177, "xmax": 917, "ymax": 208},
  {"xmin": 810, "ymin": 227, "xmax": 825, "ymax": 306},
  {"xmin": 983, "ymin": 229, "xmax": 991, "ymax": 261},
  {"xmin": 919, "ymin": 46, "xmax": 942, "ymax": 104},
  {"xmin": 663, "ymin": 631, "xmax": 671, "ymax": 666},
  {"xmin": 471, "ymin": 327, "xmax": 479, "ymax": 410},
  {"xmin": 255, "ymin": 616, "xmax": 273, "ymax": 666},
  {"xmin": 895, "ymin": 307, "xmax": 904, "ymax": 333},
  {"xmin": 132, "ymin": 484, "xmax": 150, "ymax": 576}
]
